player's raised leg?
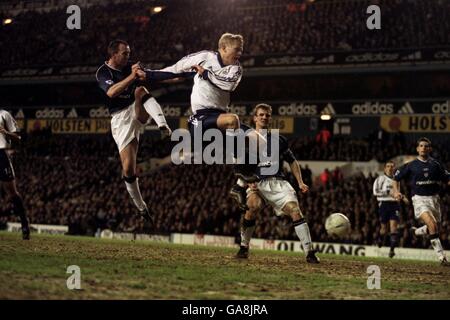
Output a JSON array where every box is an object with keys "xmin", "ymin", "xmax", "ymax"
[
  {"xmin": 134, "ymin": 85, "xmax": 171, "ymax": 136},
  {"xmin": 217, "ymin": 113, "xmax": 240, "ymax": 130},
  {"xmin": 134, "ymin": 86, "xmax": 150, "ymax": 125}
]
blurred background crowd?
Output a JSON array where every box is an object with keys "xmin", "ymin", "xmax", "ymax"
[
  {"xmin": 1, "ymin": 0, "xmax": 449, "ymax": 66},
  {"xmin": 1, "ymin": 131, "xmax": 449, "ymax": 250}
]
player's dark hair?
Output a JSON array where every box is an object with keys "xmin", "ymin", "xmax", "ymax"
[
  {"xmin": 417, "ymin": 137, "xmax": 431, "ymax": 147},
  {"xmin": 384, "ymin": 160, "xmax": 395, "ymax": 168},
  {"xmin": 107, "ymin": 39, "xmax": 129, "ymax": 58}
]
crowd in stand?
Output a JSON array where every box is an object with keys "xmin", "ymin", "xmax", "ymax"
[
  {"xmin": 1, "ymin": 132, "xmax": 449, "ymax": 250},
  {"xmin": 1, "ymin": 0, "xmax": 449, "ymax": 67}
]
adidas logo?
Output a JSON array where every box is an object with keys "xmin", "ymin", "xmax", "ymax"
[
  {"xmin": 67, "ymin": 108, "xmax": 78, "ymax": 118},
  {"xmin": 15, "ymin": 109, "xmax": 25, "ymax": 119},
  {"xmin": 321, "ymin": 103, "xmax": 336, "ymax": 115},
  {"xmin": 398, "ymin": 102, "xmax": 414, "ymax": 114}
]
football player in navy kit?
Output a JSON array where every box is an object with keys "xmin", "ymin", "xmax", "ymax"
[
  {"xmin": 392, "ymin": 137, "xmax": 450, "ymax": 265},
  {"xmin": 0, "ymin": 109, "xmax": 30, "ymax": 240},
  {"xmin": 96, "ymin": 40, "xmax": 177, "ymax": 224},
  {"xmin": 234, "ymin": 104, "xmax": 319, "ymax": 264}
]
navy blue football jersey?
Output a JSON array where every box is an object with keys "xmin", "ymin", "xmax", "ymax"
[
  {"xmin": 254, "ymin": 133, "xmax": 296, "ymax": 180},
  {"xmin": 95, "ymin": 63, "xmax": 137, "ymax": 114},
  {"xmin": 393, "ymin": 157, "xmax": 450, "ymax": 196}
]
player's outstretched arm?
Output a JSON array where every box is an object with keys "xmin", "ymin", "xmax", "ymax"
[{"xmin": 159, "ymin": 51, "xmax": 210, "ymax": 74}]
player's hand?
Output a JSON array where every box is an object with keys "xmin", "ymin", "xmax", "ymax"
[
  {"xmin": 0, "ymin": 126, "xmax": 6, "ymax": 134},
  {"xmin": 134, "ymin": 86, "xmax": 150, "ymax": 100},
  {"xmin": 131, "ymin": 62, "xmax": 143, "ymax": 78},
  {"xmin": 299, "ymin": 182, "xmax": 309, "ymax": 193},
  {"xmin": 136, "ymin": 69, "xmax": 146, "ymax": 81},
  {"xmin": 392, "ymin": 191, "xmax": 403, "ymax": 201},
  {"xmin": 191, "ymin": 65, "xmax": 205, "ymax": 75}
]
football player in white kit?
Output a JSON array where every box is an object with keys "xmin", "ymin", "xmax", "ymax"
[
  {"xmin": 159, "ymin": 33, "xmax": 244, "ymax": 133},
  {"xmin": 234, "ymin": 104, "xmax": 319, "ymax": 264},
  {"xmin": 373, "ymin": 161, "xmax": 403, "ymax": 258},
  {"xmin": 0, "ymin": 109, "xmax": 30, "ymax": 240},
  {"xmin": 158, "ymin": 33, "xmax": 252, "ymax": 205}
]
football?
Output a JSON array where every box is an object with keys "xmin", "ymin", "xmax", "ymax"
[{"xmin": 325, "ymin": 213, "xmax": 351, "ymax": 237}]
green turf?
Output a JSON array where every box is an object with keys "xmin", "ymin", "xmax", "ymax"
[{"xmin": 0, "ymin": 232, "xmax": 449, "ymax": 299}]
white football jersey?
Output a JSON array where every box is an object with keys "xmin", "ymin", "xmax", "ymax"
[
  {"xmin": 160, "ymin": 51, "xmax": 243, "ymax": 114},
  {"xmin": 0, "ymin": 110, "xmax": 19, "ymax": 149},
  {"xmin": 373, "ymin": 174, "xmax": 396, "ymax": 201}
]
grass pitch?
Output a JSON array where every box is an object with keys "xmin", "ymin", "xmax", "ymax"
[{"xmin": 0, "ymin": 232, "xmax": 449, "ymax": 299}]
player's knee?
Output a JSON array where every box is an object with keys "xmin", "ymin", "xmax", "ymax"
[
  {"xmin": 225, "ymin": 114, "xmax": 239, "ymax": 129},
  {"xmin": 283, "ymin": 202, "xmax": 302, "ymax": 218},
  {"xmin": 136, "ymin": 113, "xmax": 149, "ymax": 125}
]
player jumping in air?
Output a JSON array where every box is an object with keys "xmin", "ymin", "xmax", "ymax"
[
  {"xmin": 155, "ymin": 33, "xmax": 255, "ymax": 206},
  {"xmin": 96, "ymin": 40, "xmax": 178, "ymax": 224},
  {"xmin": 392, "ymin": 137, "xmax": 450, "ymax": 265}
]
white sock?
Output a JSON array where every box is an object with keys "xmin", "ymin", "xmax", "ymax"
[
  {"xmin": 294, "ymin": 220, "xmax": 312, "ymax": 254},
  {"xmin": 143, "ymin": 97, "xmax": 168, "ymax": 127},
  {"xmin": 415, "ymin": 225, "xmax": 428, "ymax": 236},
  {"xmin": 430, "ymin": 236, "xmax": 446, "ymax": 261},
  {"xmin": 237, "ymin": 178, "xmax": 247, "ymax": 188},
  {"xmin": 240, "ymin": 219, "xmax": 256, "ymax": 247},
  {"xmin": 124, "ymin": 178, "xmax": 146, "ymax": 211}
]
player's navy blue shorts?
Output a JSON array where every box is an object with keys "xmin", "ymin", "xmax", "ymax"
[
  {"xmin": 188, "ymin": 109, "xmax": 226, "ymax": 134},
  {"xmin": 0, "ymin": 149, "xmax": 15, "ymax": 182},
  {"xmin": 188, "ymin": 109, "xmax": 235, "ymax": 159},
  {"xmin": 378, "ymin": 201, "xmax": 400, "ymax": 223}
]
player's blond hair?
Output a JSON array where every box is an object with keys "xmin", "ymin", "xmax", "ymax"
[
  {"xmin": 253, "ymin": 103, "xmax": 272, "ymax": 116},
  {"xmin": 218, "ymin": 33, "xmax": 244, "ymax": 49}
]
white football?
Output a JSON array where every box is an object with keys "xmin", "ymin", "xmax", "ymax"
[{"xmin": 325, "ymin": 213, "xmax": 351, "ymax": 237}]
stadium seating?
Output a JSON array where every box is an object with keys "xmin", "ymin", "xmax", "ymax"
[{"xmin": 1, "ymin": 0, "xmax": 449, "ymax": 67}]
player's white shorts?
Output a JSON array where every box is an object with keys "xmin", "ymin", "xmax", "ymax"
[
  {"xmin": 111, "ymin": 100, "xmax": 151, "ymax": 152},
  {"xmin": 247, "ymin": 177, "xmax": 299, "ymax": 216},
  {"xmin": 411, "ymin": 195, "xmax": 441, "ymax": 222}
]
